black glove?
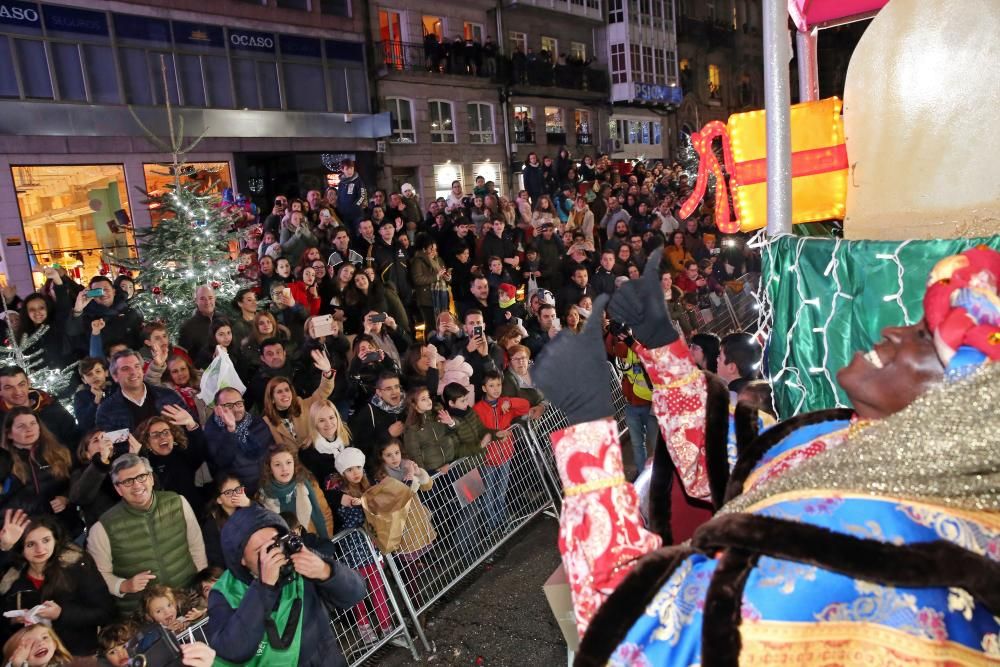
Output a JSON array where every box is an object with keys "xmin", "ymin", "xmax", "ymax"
[
  {"xmin": 533, "ymin": 294, "xmax": 614, "ymax": 426},
  {"xmin": 608, "ymin": 248, "xmax": 678, "ymax": 349}
]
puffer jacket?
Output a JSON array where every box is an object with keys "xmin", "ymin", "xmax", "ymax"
[{"xmin": 403, "ymin": 413, "xmax": 459, "ymax": 473}]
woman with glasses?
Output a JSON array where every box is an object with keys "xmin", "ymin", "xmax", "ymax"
[
  {"xmin": 501, "ymin": 344, "xmax": 543, "ymax": 406},
  {"xmin": 135, "ymin": 406, "xmax": 209, "ymax": 520},
  {"xmin": 200, "ymin": 475, "xmax": 250, "ymax": 568}
]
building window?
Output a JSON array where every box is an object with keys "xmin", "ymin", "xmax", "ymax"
[
  {"xmin": 652, "ymin": 0, "xmax": 663, "ymax": 22},
  {"xmin": 386, "ymin": 97, "xmax": 416, "ymax": 143},
  {"xmin": 608, "ymin": 0, "xmax": 624, "ymax": 23},
  {"xmin": 513, "ymin": 104, "xmax": 535, "ymax": 143},
  {"xmin": 319, "ymin": 0, "xmax": 351, "ymax": 16},
  {"xmin": 433, "ymin": 162, "xmax": 463, "ymax": 200},
  {"xmin": 653, "ymin": 122, "xmax": 662, "ymax": 145},
  {"xmin": 544, "ymin": 106, "xmax": 565, "ymax": 144},
  {"xmin": 429, "ymin": 100, "xmax": 456, "ymax": 143},
  {"xmin": 630, "ymin": 44, "xmax": 641, "ymax": 80},
  {"xmin": 464, "ymin": 23, "xmax": 484, "ymax": 43},
  {"xmin": 467, "ymin": 102, "xmax": 495, "ymax": 144},
  {"xmin": 642, "ymin": 46, "xmax": 654, "ymax": 84},
  {"xmin": 610, "ymin": 43, "xmax": 626, "ymax": 84},
  {"xmin": 541, "ymin": 36, "xmax": 558, "ymax": 58},
  {"xmin": 574, "ymin": 110, "xmax": 592, "ymax": 145},
  {"xmin": 509, "ymin": 31, "xmax": 527, "ymax": 53},
  {"xmin": 422, "ymin": 15, "xmax": 444, "ymax": 41},
  {"xmin": 275, "ymin": 0, "xmax": 309, "ymax": 9},
  {"xmin": 708, "ymin": 63, "xmax": 721, "ymax": 98},
  {"xmin": 666, "ymin": 50, "xmax": 678, "ymax": 85},
  {"xmin": 629, "ymin": 0, "xmax": 640, "ymax": 23},
  {"xmin": 570, "ymin": 41, "xmax": 587, "ymax": 62},
  {"xmin": 11, "ymin": 165, "xmax": 137, "ymax": 286},
  {"xmin": 653, "ymin": 48, "xmax": 665, "ymax": 84}
]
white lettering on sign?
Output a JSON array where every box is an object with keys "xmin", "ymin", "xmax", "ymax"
[
  {"xmin": 0, "ymin": 5, "xmax": 39, "ymax": 22},
  {"xmin": 230, "ymin": 33, "xmax": 273, "ymax": 49}
]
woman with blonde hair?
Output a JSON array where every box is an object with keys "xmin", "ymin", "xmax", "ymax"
[
  {"xmin": 301, "ymin": 400, "xmax": 352, "ymax": 513},
  {"xmin": 260, "ymin": 350, "xmax": 336, "ymax": 450}
]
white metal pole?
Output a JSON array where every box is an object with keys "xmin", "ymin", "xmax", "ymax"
[
  {"xmin": 795, "ymin": 28, "xmax": 820, "ymax": 102},
  {"xmin": 763, "ymin": 0, "xmax": 793, "ymax": 235}
]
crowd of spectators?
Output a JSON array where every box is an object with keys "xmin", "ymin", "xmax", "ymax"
[{"xmin": 0, "ymin": 150, "xmax": 761, "ymax": 665}]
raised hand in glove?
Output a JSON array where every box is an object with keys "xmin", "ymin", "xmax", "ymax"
[
  {"xmin": 608, "ymin": 247, "xmax": 678, "ymax": 349},
  {"xmin": 533, "ymin": 294, "xmax": 614, "ymax": 426}
]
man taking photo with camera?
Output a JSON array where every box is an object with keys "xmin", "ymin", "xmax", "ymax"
[{"xmin": 206, "ymin": 505, "xmax": 365, "ymax": 666}]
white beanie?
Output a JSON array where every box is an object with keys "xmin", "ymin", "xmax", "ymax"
[{"xmin": 335, "ymin": 447, "xmax": 366, "ymax": 474}]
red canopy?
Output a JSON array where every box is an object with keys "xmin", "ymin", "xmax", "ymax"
[{"xmin": 788, "ymin": 0, "xmax": 889, "ymax": 31}]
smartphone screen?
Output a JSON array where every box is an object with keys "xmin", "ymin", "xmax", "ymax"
[{"xmin": 86, "ymin": 288, "xmax": 105, "ymax": 298}]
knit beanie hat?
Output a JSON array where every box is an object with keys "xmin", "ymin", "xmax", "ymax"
[{"xmin": 335, "ymin": 447, "xmax": 366, "ymax": 474}]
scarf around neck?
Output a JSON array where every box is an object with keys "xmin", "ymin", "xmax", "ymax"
[
  {"xmin": 313, "ymin": 433, "xmax": 345, "ymax": 456},
  {"xmin": 265, "ymin": 479, "xmax": 329, "ymax": 540},
  {"xmin": 371, "ymin": 394, "xmax": 405, "ymax": 415}
]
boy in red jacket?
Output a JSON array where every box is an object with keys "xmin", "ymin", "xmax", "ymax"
[{"xmin": 472, "ymin": 370, "xmax": 531, "ymax": 534}]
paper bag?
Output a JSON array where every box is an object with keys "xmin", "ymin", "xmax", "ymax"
[{"xmin": 361, "ymin": 477, "xmax": 413, "ymax": 554}]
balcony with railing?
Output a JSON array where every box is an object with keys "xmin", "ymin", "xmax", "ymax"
[
  {"xmin": 374, "ymin": 41, "xmax": 609, "ymax": 96},
  {"xmin": 503, "ymin": 0, "xmax": 603, "ymax": 22},
  {"xmin": 576, "ymin": 132, "xmax": 593, "ymax": 145}
]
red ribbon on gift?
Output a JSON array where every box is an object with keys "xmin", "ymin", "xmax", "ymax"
[{"xmin": 678, "ymin": 121, "xmax": 739, "ymax": 234}]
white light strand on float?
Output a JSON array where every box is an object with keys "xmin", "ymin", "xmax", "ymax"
[{"xmin": 760, "ymin": 234, "xmax": 919, "ymax": 418}]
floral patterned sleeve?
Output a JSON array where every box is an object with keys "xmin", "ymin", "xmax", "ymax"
[
  {"xmin": 550, "ymin": 418, "xmax": 662, "ymax": 638},
  {"xmin": 634, "ymin": 340, "xmax": 712, "ymax": 502}
]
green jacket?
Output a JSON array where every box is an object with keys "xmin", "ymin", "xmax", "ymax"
[
  {"xmin": 102, "ymin": 491, "xmax": 197, "ymax": 613},
  {"xmin": 452, "ymin": 410, "xmax": 490, "ymax": 459},
  {"xmin": 403, "ymin": 416, "xmax": 459, "ymax": 472}
]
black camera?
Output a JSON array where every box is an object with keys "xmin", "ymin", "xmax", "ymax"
[
  {"xmin": 608, "ymin": 320, "xmax": 629, "ymax": 337},
  {"xmin": 267, "ymin": 531, "xmax": 304, "ymax": 583},
  {"xmin": 126, "ymin": 624, "xmax": 182, "ymax": 667}
]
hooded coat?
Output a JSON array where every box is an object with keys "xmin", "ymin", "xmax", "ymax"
[{"xmin": 206, "ymin": 506, "xmax": 366, "ymax": 667}]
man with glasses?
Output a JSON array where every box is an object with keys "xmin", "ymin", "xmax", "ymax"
[
  {"xmin": 87, "ymin": 452, "xmax": 207, "ymax": 614},
  {"xmin": 204, "ymin": 386, "xmax": 274, "ymax": 494},
  {"xmin": 347, "ymin": 370, "xmax": 405, "ymax": 473},
  {"xmin": 95, "ymin": 349, "xmax": 190, "ymax": 434}
]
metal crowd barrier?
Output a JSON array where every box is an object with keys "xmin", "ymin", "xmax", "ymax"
[
  {"xmin": 381, "ymin": 423, "xmax": 557, "ymax": 647},
  {"xmin": 324, "ymin": 528, "xmax": 421, "ymax": 663},
  {"xmin": 526, "ymin": 361, "xmax": 630, "ymax": 513},
  {"xmin": 181, "ymin": 530, "xmax": 420, "ymax": 664}
]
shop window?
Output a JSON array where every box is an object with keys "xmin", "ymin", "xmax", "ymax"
[
  {"xmin": 429, "ymin": 100, "xmax": 456, "ymax": 143},
  {"xmin": 11, "ymin": 165, "xmax": 136, "ymax": 287},
  {"xmin": 433, "ymin": 162, "xmax": 463, "ymax": 200},
  {"xmin": 143, "ymin": 162, "xmax": 233, "ymax": 228},
  {"xmin": 472, "ymin": 161, "xmax": 503, "ymax": 195}
]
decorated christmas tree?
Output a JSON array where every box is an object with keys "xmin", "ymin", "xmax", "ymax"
[{"xmin": 109, "ymin": 57, "xmax": 246, "ymax": 337}]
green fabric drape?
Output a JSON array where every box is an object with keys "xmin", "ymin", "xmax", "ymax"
[{"xmin": 764, "ymin": 234, "xmax": 1000, "ymax": 419}]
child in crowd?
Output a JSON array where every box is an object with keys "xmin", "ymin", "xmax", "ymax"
[
  {"xmin": 402, "ymin": 386, "xmax": 459, "ymax": 474},
  {"xmin": 472, "ymin": 370, "xmax": 532, "ymax": 535},
  {"xmin": 332, "ymin": 447, "xmax": 394, "ymax": 645},
  {"xmin": 257, "ymin": 444, "xmax": 334, "ymax": 539},
  {"xmin": 73, "ymin": 356, "xmax": 112, "ymax": 433},
  {"xmin": 374, "ymin": 438, "xmax": 435, "ymax": 604},
  {"xmin": 140, "ymin": 584, "xmax": 191, "ymax": 634},
  {"xmin": 192, "ymin": 566, "xmax": 224, "ymax": 609},
  {"xmin": 96, "ymin": 623, "xmax": 133, "ymax": 667},
  {"xmin": 2, "ymin": 625, "xmax": 73, "ymax": 667}
]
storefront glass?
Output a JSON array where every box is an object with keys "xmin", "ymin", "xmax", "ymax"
[
  {"xmin": 11, "ymin": 165, "xmax": 136, "ymax": 288},
  {"xmin": 143, "ymin": 162, "xmax": 233, "ymax": 226}
]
